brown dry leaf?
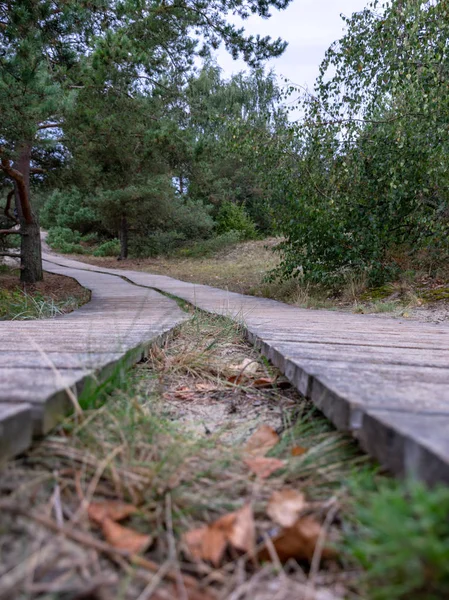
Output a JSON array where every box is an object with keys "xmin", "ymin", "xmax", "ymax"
[
  {"xmin": 227, "ymin": 374, "xmax": 244, "ymax": 385},
  {"xmin": 252, "ymin": 377, "xmax": 276, "ymax": 388},
  {"xmin": 183, "ymin": 504, "xmax": 256, "ymax": 566},
  {"xmin": 244, "ymin": 457, "xmax": 285, "ymax": 479},
  {"xmin": 101, "ymin": 517, "xmax": 153, "ymax": 554},
  {"xmin": 87, "ymin": 500, "xmax": 137, "ymax": 525},
  {"xmin": 195, "ymin": 382, "xmax": 217, "ymax": 392},
  {"xmin": 230, "ymin": 357, "xmax": 259, "ymax": 375},
  {"xmin": 259, "ymin": 516, "xmax": 335, "ymax": 563},
  {"xmin": 226, "ymin": 503, "xmax": 256, "ymax": 557},
  {"xmin": 267, "ymin": 489, "xmax": 307, "ymax": 527},
  {"xmin": 244, "ymin": 425, "xmax": 279, "ymax": 457},
  {"xmin": 183, "ymin": 525, "xmax": 227, "ymax": 566},
  {"xmin": 183, "ymin": 527, "xmax": 208, "ymax": 562},
  {"xmin": 174, "ymin": 386, "xmax": 196, "ymax": 400},
  {"xmin": 291, "ymin": 445, "xmax": 308, "ymax": 457}
]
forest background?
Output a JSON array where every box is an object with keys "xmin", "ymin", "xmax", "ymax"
[{"xmin": 1, "ymin": 0, "xmax": 448, "ymax": 299}]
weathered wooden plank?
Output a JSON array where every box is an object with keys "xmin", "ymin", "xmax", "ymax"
[
  {"xmin": 356, "ymin": 410, "xmax": 449, "ymax": 485},
  {"xmin": 0, "ymin": 403, "xmax": 33, "ymax": 462}
]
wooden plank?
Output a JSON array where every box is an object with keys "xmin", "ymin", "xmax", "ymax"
[{"xmin": 0, "ymin": 403, "xmax": 33, "ymax": 462}]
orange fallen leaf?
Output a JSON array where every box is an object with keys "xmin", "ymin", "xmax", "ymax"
[
  {"xmin": 183, "ymin": 504, "xmax": 256, "ymax": 566},
  {"xmin": 244, "ymin": 457, "xmax": 285, "ymax": 479},
  {"xmin": 87, "ymin": 500, "xmax": 137, "ymax": 525},
  {"xmin": 183, "ymin": 524, "xmax": 227, "ymax": 567},
  {"xmin": 227, "ymin": 374, "xmax": 244, "ymax": 385},
  {"xmin": 244, "ymin": 425, "xmax": 279, "ymax": 457},
  {"xmin": 195, "ymin": 382, "xmax": 217, "ymax": 392},
  {"xmin": 101, "ymin": 517, "xmax": 153, "ymax": 554},
  {"xmin": 174, "ymin": 386, "xmax": 196, "ymax": 400},
  {"xmin": 226, "ymin": 504, "xmax": 256, "ymax": 557},
  {"xmin": 291, "ymin": 445, "xmax": 308, "ymax": 457},
  {"xmin": 252, "ymin": 377, "xmax": 276, "ymax": 388},
  {"xmin": 259, "ymin": 515, "xmax": 334, "ymax": 563},
  {"xmin": 267, "ymin": 489, "xmax": 307, "ymax": 527}
]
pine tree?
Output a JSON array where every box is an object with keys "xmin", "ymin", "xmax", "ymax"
[{"xmin": 1, "ymin": 0, "xmax": 293, "ymax": 282}]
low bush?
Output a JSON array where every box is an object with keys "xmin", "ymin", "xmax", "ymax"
[
  {"xmin": 46, "ymin": 227, "xmax": 85, "ymax": 254},
  {"xmin": 175, "ymin": 230, "xmax": 243, "ymax": 258},
  {"xmin": 345, "ymin": 480, "xmax": 449, "ymax": 599},
  {"xmin": 216, "ymin": 202, "xmax": 258, "ymax": 240},
  {"xmin": 93, "ymin": 239, "xmax": 121, "ymax": 257}
]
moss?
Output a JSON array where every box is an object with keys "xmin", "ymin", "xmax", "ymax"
[
  {"xmin": 360, "ymin": 285, "xmax": 393, "ymax": 302},
  {"xmin": 420, "ymin": 287, "xmax": 449, "ymax": 303}
]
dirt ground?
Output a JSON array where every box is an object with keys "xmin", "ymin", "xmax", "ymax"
[{"xmin": 0, "ymin": 269, "xmax": 88, "ymax": 301}]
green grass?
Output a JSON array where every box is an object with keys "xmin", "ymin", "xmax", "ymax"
[{"xmin": 0, "ymin": 289, "xmax": 83, "ymax": 320}]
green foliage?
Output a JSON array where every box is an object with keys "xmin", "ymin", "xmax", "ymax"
[
  {"xmin": 46, "ymin": 227, "xmax": 85, "ymax": 254},
  {"xmin": 130, "ymin": 231, "xmax": 187, "ymax": 258},
  {"xmin": 346, "ymin": 480, "xmax": 449, "ymax": 599},
  {"xmin": 93, "ymin": 239, "xmax": 121, "ymax": 257},
  {"xmin": 40, "ymin": 189, "xmax": 100, "ymax": 234},
  {"xmin": 0, "ymin": 289, "xmax": 76, "ymax": 320},
  {"xmin": 238, "ymin": 0, "xmax": 449, "ymax": 286},
  {"xmin": 216, "ymin": 202, "xmax": 258, "ymax": 239},
  {"xmin": 175, "ymin": 231, "xmax": 243, "ymax": 258}
]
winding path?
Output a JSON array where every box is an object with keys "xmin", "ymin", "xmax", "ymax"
[{"xmin": 1, "ymin": 250, "xmax": 449, "ymax": 484}]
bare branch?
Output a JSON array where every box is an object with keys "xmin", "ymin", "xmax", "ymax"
[{"xmin": 0, "ymin": 228, "xmax": 22, "ymax": 235}]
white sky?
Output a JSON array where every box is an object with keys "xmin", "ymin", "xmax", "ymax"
[{"xmin": 215, "ymin": 0, "xmax": 370, "ymax": 91}]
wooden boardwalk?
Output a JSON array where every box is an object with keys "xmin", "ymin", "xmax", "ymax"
[
  {"xmin": 2, "ymin": 250, "xmax": 449, "ymax": 485},
  {"xmin": 0, "ymin": 257, "xmax": 188, "ymax": 461}
]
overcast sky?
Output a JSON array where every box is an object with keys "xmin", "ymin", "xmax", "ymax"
[{"xmin": 214, "ymin": 0, "xmax": 370, "ymax": 91}]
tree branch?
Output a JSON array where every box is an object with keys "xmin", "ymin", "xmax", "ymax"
[
  {"xmin": 0, "ymin": 153, "xmax": 33, "ymax": 223},
  {"xmin": 4, "ymin": 188, "xmax": 18, "ymax": 223},
  {"xmin": 37, "ymin": 122, "xmax": 62, "ymax": 130},
  {"xmin": 0, "ymin": 228, "xmax": 22, "ymax": 235}
]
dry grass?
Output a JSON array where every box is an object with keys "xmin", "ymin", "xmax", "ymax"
[{"xmin": 0, "ymin": 312, "xmax": 367, "ymax": 600}]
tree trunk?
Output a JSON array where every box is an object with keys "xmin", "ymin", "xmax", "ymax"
[
  {"xmin": 119, "ymin": 215, "xmax": 128, "ymax": 260},
  {"xmin": 14, "ymin": 144, "xmax": 43, "ymax": 283}
]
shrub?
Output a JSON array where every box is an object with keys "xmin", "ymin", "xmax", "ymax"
[
  {"xmin": 129, "ymin": 231, "xmax": 187, "ymax": 258},
  {"xmin": 93, "ymin": 239, "xmax": 121, "ymax": 257},
  {"xmin": 40, "ymin": 189, "xmax": 100, "ymax": 234},
  {"xmin": 216, "ymin": 202, "xmax": 257, "ymax": 240},
  {"xmin": 46, "ymin": 227, "xmax": 85, "ymax": 254},
  {"xmin": 176, "ymin": 230, "xmax": 243, "ymax": 258},
  {"xmin": 345, "ymin": 480, "xmax": 449, "ymax": 599}
]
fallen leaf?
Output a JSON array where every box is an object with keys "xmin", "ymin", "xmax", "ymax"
[
  {"xmin": 183, "ymin": 524, "xmax": 227, "ymax": 566},
  {"xmin": 183, "ymin": 527, "xmax": 208, "ymax": 562},
  {"xmin": 195, "ymin": 382, "xmax": 217, "ymax": 392},
  {"xmin": 183, "ymin": 504, "xmax": 256, "ymax": 566},
  {"xmin": 291, "ymin": 445, "xmax": 308, "ymax": 457},
  {"xmin": 259, "ymin": 515, "xmax": 334, "ymax": 563},
  {"xmin": 244, "ymin": 425, "xmax": 279, "ymax": 457},
  {"xmin": 174, "ymin": 386, "xmax": 196, "ymax": 400},
  {"xmin": 87, "ymin": 500, "xmax": 137, "ymax": 525},
  {"xmin": 201, "ymin": 527, "xmax": 228, "ymax": 566},
  {"xmin": 267, "ymin": 489, "xmax": 307, "ymax": 527},
  {"xmin": 230, "ymin": 357, "xmax": 259, "ymax": 375},
  {"xmin": 227, "ymin": 374, "xmax": 244, "ymax": 385},
  {"xmin": 252, "ymin": 377, "xmax": 276, "ymax": 388},
  {"xmin": 244, "ymin": 457, "xmax": 285, "ymax": 479},
  {"xmin": 226, "ymin": 504, "xmax": 256, "ymax": 557},
  {"xmin": 101, "ymin": 517, "xmax": 152, "ymax": 554}
]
